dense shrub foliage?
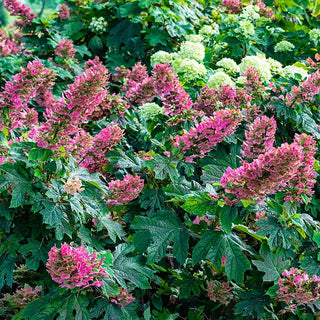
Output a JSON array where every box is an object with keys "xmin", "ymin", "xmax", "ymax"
[{"xmin": 1, "ymin": 0, "xmax": 320, "ymax": 319}]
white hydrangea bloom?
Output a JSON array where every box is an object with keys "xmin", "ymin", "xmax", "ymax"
[
  {"xmin": 281, "ymin": 65, "xmax": 308, "ymax": 80},
  {"xmin": 236, "ymin": 76, "xmax": 246, "ymax": 84},
  {"xmin": 223, "ymin": 14, "xmax": 238, "ymax": 25},
  {"xmin": 216, "ymin": 58, "xmax": 240, "ymax": 74},
  {"xmin": 150, "ymin": 51, "xmax": 173, "ymax": 67},
  {"xmin": 89, "ymin": 17, "xmax": 108, "ymax": 34},
  {"xmin": 266, "ymin": 58, "xmax": 283, "ymax": 74},
  {"xmin": 185, "ymin": 34, "xmax": 204, "ymax": 43},
  {"xmin": 179, "ymin": 41, "xmax": 205, "ymax": 62},
  {"xmin": 239, "ymin": 55, "xmax": 272, "ymax": 82},
  {"xmin": 139, "ymin": 103, "xmax": 164, "ymax": 121},
  {"xmin": 199, "ymin": 23, "xmax": 220, "ymax": 37},
  {"xmin": 274, "ymin": 40, "xmax": 295, "ymax": 52},
  {"xmin": 237, "ymin": 20, "xmax": 255, "ymax": 38},
  {"xmin": 170, "ymin": 53, "xmax": 184, "ymax": 73},
  {"xmin": 207, "ymin": 71, "xmax": 235, "ymax": 89},
  {"xmin": 309, "ymin": 29, "xmax": 320, "ymax": 42},
  {"xmin": 177, "ymin": 59, "xmax": 207, "ymax": 81},
  {"xmin": 240, "ymin": 5, "xmax": 260, "ymax": 20}
]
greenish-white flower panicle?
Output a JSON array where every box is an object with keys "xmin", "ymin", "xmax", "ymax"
[
  {"xmin": 281, "ymin": 65, "xmax": 309, "ymax": 80},
  {"xmin": 207, "ymin": 71, "xmax": 235, "ymax": 89},
  {"xmin": 179, "ymin": 41, "xmax": 205, "ymax": 62},
  {"xmin": 274, "ymin": 40, "xmax": 295, "ymax": 52},
  {"xmin": 177, "ymin": 59, "xmax": 207, "ymax": 81},
  {"xmin": 216, "ymin": 58, "xmax": 240, "ymax": 74},
  {"xmin": 150, "ymin": 51, "xmax": 173, "ymax": 67},
  {"xmin": 239, "ymin": 55, "xmax": 272, "ymax": 82},
  {"xmin": 139, "ymin": 102, "xmax": 165, "ymax": 121}
]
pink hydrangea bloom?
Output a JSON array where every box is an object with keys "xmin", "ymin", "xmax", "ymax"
[
  {"xmin": 254, "ymin": 0, "xmax": 275, "ymax": 18},
  {"xmin": 0, "ymin": 30, "xmax": 21, "ymax": 56},
  {"xmin": 3, "ymin": 0, "xmax": 36, "ymax": 27},
  {"xmin": 241, "ymin": 116, "xmax": 277, "ymax": 161},
  {"xmin": 115, "ymin": 62, "xmax": 156, "ymax": 105},
  {"xmin": 193, "ymin": 215, "xmax": 210, "ymax": 225},
  {"xmin": 281, "ymin": 134, "xmax": 317, "ymax": 203},
  {"xmin": 89, "ymin": 93, "xmax": 129, "ymax": 120},
  {"xmin": 242, "ymin": 67, "xmax": 267, "ymax": 96},
  {"xmin": 221, "ymin": 142, "xmax": 304, "ymax": 204},
  {"xmin": 152, "ymin": 63, "xmax": 193, "ymax": 117},
  {"xmin": 58, "ymin": 3, "xmax": 71, "ymax": 20},
  {"xmin": 222, "ymin": 0, "xmax": 242, "ymax": 13},
  {"xmin": 290, "ymin": 71, "xmax": 320, "ymax": 105},
  {"xmin": 0, "ymin": 60, "xmax": 55, "ymax": 130},
  {"xmin": 44, "ymin": 57, "xmax": 109, "ymax": 125},
  {"xmin": 110, "ymin": 287, "xmax": 135, "ymax": 306},
  {"xmin": 63, "ymin": 177, "xmax": 84, "ymax": 195},
  {"xmin": 54, "ymin": 39, "xmax": 76, "ymax": 60},
  {"xmin": 277, "ymin": 268, "xmax": 320, "ymax": 313},
  {"xmin": 30, "ymin": 57, "xmax": 110, "ymax": 153},
  {"xmin": 108, "ymin": 174, "xmax": 144, "ymax": 205},
  {"xmin": 2, "ymin": 286, "xmax": 42, "ymax": 308},
  {"xmin": 46, "ymin": 243, "xmax": 107, "ymax": 289},
  {"xmin": 173, "ymin": 109, "xmax": 241, "ymax": 162},
  {"xmin": 207, "ymin": 280, "xmax": 234, "ymax": 304},
  {"xmin": 79, "ymin": 124, "xmax": 124, "ymax": 173},
  {"xmin": 194, "ymin": 84, "xmax": 253, "ymax": 118}
]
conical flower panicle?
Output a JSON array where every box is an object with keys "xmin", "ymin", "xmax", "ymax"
[
  {"xmin": 241, "ymin": 116, "xmax": 277, "ymax": 161},
  {"xmin": 46, "ymin": 243, "xmax": 107, "ymax": 289},
  {"xmin": 221, "ymin": 142, "xmax": 304, "ymax": 204}
]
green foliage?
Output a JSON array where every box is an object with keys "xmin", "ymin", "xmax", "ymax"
[
  {"xmin": 131, "ymin": 210, "xmax": 189, "ymax": 264},
  {"xmin": 2, "ymin": 0, "xmax": 320, "ymax": 318}
]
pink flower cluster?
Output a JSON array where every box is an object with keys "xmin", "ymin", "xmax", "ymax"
[
  {"xmin": 46, "ymin": 243, "xmax": 107, "ymax": 289},
  {"xmin": 173, "ymin": 109, "xmax": 241, "ymax": 162},
  {"xmin": 242, "ymin": 67, "xmax": 266, "ymax": 95},
  {"xmin": 58, "ymin": 3, "xmax": 71, "ymax": 20},
  {"xmin": 221, "ymin": 142, "xmax": 304, "ymax": 204},
  {"xmin": 0, "ymin": 30, "xmax": 21, "ymax": 56},
  {"xmin": 79, "ymin": 125, "xmax": 124, "ymax": 173},
  {"xmin": 290, "ymin": 71, "xmax": 320, "ymax": 105},
  {"xmin": 115, "ymin": 63, "xmax": 193, "ymax": 119},
  {"xmin": 2, "ymin": 286, "xmax": 42, "ymax": 308},
  {"xmin": 152, "ymin": 63, "xmax": 193, "ymax": 117},
  {"xmin": 282, "ymin": 134, "xmax": 317, "ymax": 202},
  {"xmin": 90, "ymin": 93, "xmax": 129, "ymax": 120},
  {"xmin": 110, "ymin": 287, "xmax": 135, "ymax": 306},
  {"xmin": 207, "ymin": 280, "xmax": 234, "ymax": 304},
  {"xmin": 194, "ymin": 85, "xmax": 252, "ymax": 118},
  {"xmin": 222, "ymin": 0, "xmax": 243, "ymax": 13},
  {"xmin": 30, "ymin": 57, "xmax": 110, "ymax": 154},
  {"xmin": 107, "ymin": 174, "xmax": 144, "ymax": 205},
  {"xmin": 306, "ymin": 54, "xmax": 320, "ymax": 70},
  {"xmin": 193, "ymin": 215, "xmax": 210, "ymax": 225},
  {"xmin": 63, "ymin": 177, "xmax": 84, "ymax": 195},
  {"xmin": 254, "ymin": 0, "xmax": 275, "ymax": 18},
  {"xmin": 277, "ymin": 268, "xmax": 320, "ymax": 313},
  {"xmin": 47, "ymin": 56, "xmax": 109, "ymax": 125},
  {"xmin": 241, "ymin": 116, "xmax": 276, "ymax": 161},
  {"xmin": 54, "ymin": 39, "xmax": 76, "ymax": 60},
  {"xmin": 115, "ymin": 62, "xmax": 156, "ymax": 105},
  {"xmin": 3, "ymin": 0, "xmax": 36, "ymax": 27},
  {"xmin": 0, "ymin": 60, "xmax": 55, "ymax": 130}
]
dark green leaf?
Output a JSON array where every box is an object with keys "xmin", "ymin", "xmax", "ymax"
[
  {"xmin": 252, "ymin": 245, "xmax": 291, "ymax": 281},
  {"xmin": 256, "ymin": 217, "xmax": 297, "ymax": 250},
  {"xmin": 28, "ymin": 148, "xmax": 54, "ymax": 161},
  {"xmin": 131, "ymin": 211, "xmax": 189, "ymax": 264},
  {"xmin": 0, "ymin": 256, "xmax": 15, "ymax": 289},
  {"xmin": 40, "ymin": 202, "xmax": 64, "ymax": 228},
  {"xmin": 20, "ymin": 239, "xmax": 47, "ymax": 271},
  {"xmin": 182, "ymin": 193, "xmax": 216, "ymax": 215}
]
